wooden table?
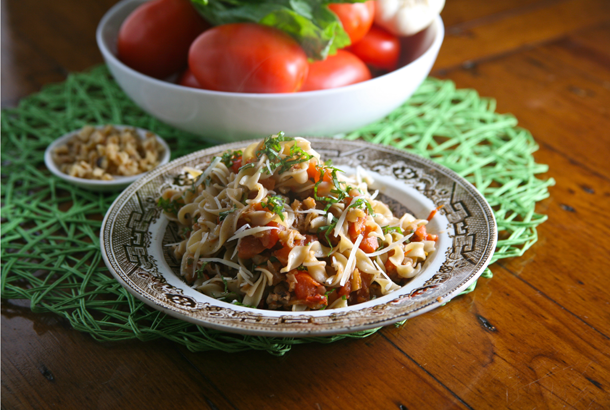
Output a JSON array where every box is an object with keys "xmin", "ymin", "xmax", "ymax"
[{"xmin": 2, "ymin": 0, "xmax": 610, "ymax": 408}]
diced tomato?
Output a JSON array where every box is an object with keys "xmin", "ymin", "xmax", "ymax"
[
  {"xmin": 260, "ymin": 221, "xmax": 284, "ymax": 249},
  {"xmin": 307, "ymin": 161, "xmax": 320, "ymax": 181},
  {"xmin": 231, "ymin": 155, "xmax": 242, "ymax": 173},
  {"xmin": 348, "ymin": 216, "xmax": 366, "ymax": 241},
  {"xmin": 294, "ymin": 272, "xmax": 327, "ymax": 308},
  {"xmin": 273, "ymin": 245, "xmax": 292, "ymax": 265},
  {"xmin": 360, "ymin": 236, "xmax": 379, "ymax": 253},
  {"xmin": 307, "ymin": 162, "xmax": 332, "ymax": 183},
  {"xmin": 322, "ymin": 170, "xmax": 332, "ymax": 183},
  {"xmin": 338, "ymin": 280, "xmax": 351, "ymax": 297},
  {"xmin": 411, "ymin": 225, "xmax": 427, "ymax": 242},
  {"xmin": 305, "ymin": 294, "xmax": 327, "ymax": 307},
  {"xmin": 237, "ymin": 235, "xmax": 267, "ymax": 259},
  {"xmin": 349, "ymin": 217, "xmax": 378, "ymax": 252},
  {"xmin": 411, "ymin": 224, "xmax": 437, "ymax": 242}
]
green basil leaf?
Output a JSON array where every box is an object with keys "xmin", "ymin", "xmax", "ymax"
[{"xmin": 191, "ymin": 0, "xmax": 364, "ymax": 60}]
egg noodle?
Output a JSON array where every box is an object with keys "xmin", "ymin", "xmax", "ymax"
[{"xmin": 158, "ymin": 134, "xmax": 438, "ymax": 311}]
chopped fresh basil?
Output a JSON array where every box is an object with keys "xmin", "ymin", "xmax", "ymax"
[
  {"xmin": 253, "ymin": 132, "xmax": 312, "ymax": 175},
  {"xmin": 382, "ymin": 226, "xmax": 404, "ymax": 235},
  {"xmin": 219, "ymin": 205, "xmax": 237, "ymax": 221},
  {"xmin": 231, "ymin": 300, "xmax": 256, "ymax": 308},
  {"xmin": 261, "ymin": 195, "xmax": 286, "ymax": 220},
  {"xmin": 157, "ymin": 197, "xmax": 182, "ymax": 215},
  {"xmin": 348, "ymin": 197, "xmax": 376, "ymax": 216},
  {"xmin": 196, "ymin": 262, "xmax": 208, "ymax": 278},
  {"xmin": 220, "ymin": 150, "xmax": 242, "ymax": 168}
]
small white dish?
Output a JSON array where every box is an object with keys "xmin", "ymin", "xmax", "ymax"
[
  {"xmin": 44, "ymin": 125, "xmax": 171, "ymax": 192},
  {"xmin": 100, "ymin": 138, "xmax": 497, "ymax": 337}
]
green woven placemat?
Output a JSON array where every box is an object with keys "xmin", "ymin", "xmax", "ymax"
[{"xmin": 1, "ymin": 65, "xmax": 553, "ymax": 355}]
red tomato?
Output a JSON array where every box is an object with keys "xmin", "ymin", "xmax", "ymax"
[
  {"xmin": 273, "ymin": 245, "xmax": 292, "ymax": 266},
  {"xmin": 360, "ymin": 236, "xmax": 379, "ymax": 253},
  {"xmin": 411, "ymin": 224, "xmax": 438, "ymax": 242},
  {"xmin": 237, "ymin": 235, "xmax": 266, "ymax": 259},
  {"xmin": 300, "ymin": 50, "xmax": 371, "ymax": 92},
  {"xmin": 347, "ymin": 25, "xmax": 400, "ymax": 72},
  {"xmin": 337, "ymin": 280, "xmax": 351, "ymax": 297},
  {"xmin": 230, "ymin": 155, "xmax": 243, "ymax": 173},
  {"xmin": 328, "ymin": 0, "xmax": 376, "ymax": 44},
  {"xmin": 348, "ymin": 216, "xmax": 379, "ymax": 252},
  {"xmin": 259, "ymin": 222, "xmax": 284, "ymax": 249},
  {"xmin": 117, "ymin": 0, "xmax": 209, "ymax": 79},
  {"xmin": 178, "ymin": 68, "xmax": 203, "ymax": 89},
  {"xmin": 348, "ymin": 216, "xmax": 366, "ymax": 241},
  {"xmin": 189, "ymin": 23, "xmax": 309, "ymax": 93},
  {"xmin": 294, "ymin": 272, "xmax": 327, "ymax": 308},
  {"xmin": 307, "ymin": 162, "xmax": 332, "ymax": 183}
]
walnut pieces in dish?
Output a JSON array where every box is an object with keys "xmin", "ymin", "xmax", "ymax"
[{"xmin": 52, "ymin": 125, "xmax": 164, "ymax": 180}]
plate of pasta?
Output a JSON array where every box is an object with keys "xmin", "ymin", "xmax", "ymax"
[{"xmin": 101, "ymin": 135, "xmax": 496, "ymax": 337}]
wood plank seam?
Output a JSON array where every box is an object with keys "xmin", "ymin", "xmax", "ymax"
[
  {"xmin": 536, "ymin": 141, "xmax": 610, "ymax": 184},
  {"xmin": 5, "ymin": 22, "xmax": 70, "ymax": 80},
  {"xmin": 380, "ymin": 333, "xmax": 476, "ymax": 410},
  {"xmin": 444, "ymin": 0, "xmax": 571, "ymax": 33},
  {"xmin": 497, "ymin": 261, "xmax": 610, "ymax": 341},
  {"xmin": 432, "ymin": 31, "xmax": 593, "ymax": 76},
  {"xmin": 175, "ymin": 347, "xmax": 241, "ymax": 410},
  {"xmin": 434, "ymin": 17, "xmax": 610, "ymax": 75}
]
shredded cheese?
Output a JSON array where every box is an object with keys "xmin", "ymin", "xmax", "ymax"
[
  {"xmin": 194, "ymin": 157, "xmax": 221, "ymax": 187},
  {"xmin": 364, "ymin": 233, "xmax": 413, "ymax": 257},
  {"xmin": 333, "ymin": 195, "xmax": 364, "ymax": 237},
  {"xmin": 228, "ymin": 225, "xmax": 278, "ymax": 242},
  {"xmin": 197, "ymin": 257, "xmax": 254, "ymax": 279},
  {"xmin": 340, "ymin": 234, "xmax": 364, "ymax": 286}
]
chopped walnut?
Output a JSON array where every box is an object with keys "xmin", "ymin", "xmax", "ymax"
[
  {"xmin": 302, "ymin": 197, "xmax": 316, "ymax": 209},
  {"xmin": 52, "ymin": 125, "xmax": 164, "ymax": 180}
]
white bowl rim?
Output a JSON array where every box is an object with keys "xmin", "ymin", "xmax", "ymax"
[
  {"xmin": 96, "ymin": 0, "xmax": 444, "ymax": 100},
  {"xmin": 44, "ymin": 124, "xmax": 171, "ymax": 188}
]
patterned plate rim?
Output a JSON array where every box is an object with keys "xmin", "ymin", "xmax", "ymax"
[{"xmin": 100, "ymin": 138, "xmax": 497, "ymax": 337}]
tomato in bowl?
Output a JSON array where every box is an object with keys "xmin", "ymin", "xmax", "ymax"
[{"xmin": 96, "ymin": 0, "xmax": 444, "ymax": 142}]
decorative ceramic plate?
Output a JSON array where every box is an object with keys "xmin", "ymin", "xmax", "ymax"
[{"xmin": 100, "ymin": 138, "xmax": 497, "ymax": 337}]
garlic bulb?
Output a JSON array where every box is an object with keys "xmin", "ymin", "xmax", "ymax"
[{"xmin": 375, "ymin": 0, "xmax": 445, "ymax": 36}]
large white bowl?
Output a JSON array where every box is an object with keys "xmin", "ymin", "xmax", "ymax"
[{"xmin": 96, "ymin": 0, "xmax": 444, "ymax": 142}]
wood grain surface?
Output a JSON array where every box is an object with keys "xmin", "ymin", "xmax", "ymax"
[{"xmin": 2, "ymin": 0, "xmax": 610, "ymax": 409}]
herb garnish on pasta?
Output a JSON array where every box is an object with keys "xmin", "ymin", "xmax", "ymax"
[{"xmin": 158, "ymin": 134, "xmax": 438, "ymax": 311}]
